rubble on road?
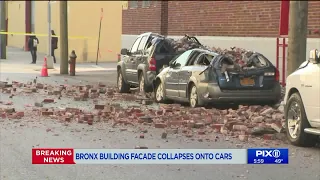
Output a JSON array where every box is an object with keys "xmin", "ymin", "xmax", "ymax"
[{"xmin": 0, "ymin": 80, "xmax": 288, "ymax": 145}]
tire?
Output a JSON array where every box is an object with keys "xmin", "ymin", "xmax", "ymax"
[
  {"xmin": 117, "ymin": 69, "xmax": 130, "ymax": 93},
  {"xmin": 154, "ymin": 80, "xmax": 166, "ymax": 103},
  {"xmin": 139, "ymin": 73, "xmax": 146, "ymax": 93},
  {"xmin": 188, "ymin": 84, "xmax": 204, "ymax": 108},
  {"xmin": 285, "ymin": 92, "xmax": 318, "ymax": 147}
]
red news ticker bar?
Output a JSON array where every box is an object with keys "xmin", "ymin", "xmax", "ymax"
[
  {"xmin": 279, "ymin": 0, "xmax": 290, "ymax": 36},
  {"xmin": 32, "ymin": 148, "xmax": 75, "ymax": 164}
]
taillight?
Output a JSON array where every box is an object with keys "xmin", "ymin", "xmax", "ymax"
[
  {"xmin": 149, "ymin": 57, "xmax": 156, "ymax": 71},
  {"xmin": 275, "ymin": 68, "xmax": 280, "ymax": 81},
  {"xmin": 117, "ymin": 54, "xmax": 121, "ymax": 62}
]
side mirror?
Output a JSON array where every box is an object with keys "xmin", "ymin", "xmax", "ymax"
[
  {"xmin": 169, "ymin": 61, "xmax": 174, "ymax": 67},
  {"xmin": 309, "ymin": 49, "xmax": 320, "ymax": 63},
  {"xmin": 174, "ymin": 63, "xmax": 181, "ymax": 68},
  {"xmin": 120, "ymin": 48, "xmax": 129, "ymax": 55}
]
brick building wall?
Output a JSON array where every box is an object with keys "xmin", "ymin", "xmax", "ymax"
[{"xmin": 123, "ymin": 1, "xmax": 320, "ymax": 38}]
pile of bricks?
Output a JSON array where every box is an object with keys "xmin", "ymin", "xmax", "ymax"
[{"xmin": 0, "ymin": 80, "xmax": 287, "ymax": 144}]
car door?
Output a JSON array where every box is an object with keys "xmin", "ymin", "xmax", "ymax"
[
  {"xmin": 165, "ymin": 50, "xmax": 193, "ymax": 97},
  {"xmin": 302, "ymin": 63, "xmax": 320, "ymax": 123},
  {"xmin": 131, "ymin": 35, "xmax": 149, "ymax": 82},
  {"xmin": 125, "ymin": 36, "xmax": 142, "ymax": 83},
  {"xmin": 178, "ymin": 50, "xmax": 201, "ymax": 98}
]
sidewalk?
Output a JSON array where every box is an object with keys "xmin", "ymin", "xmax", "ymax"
[{"xmin": 0, "ymin": 47, "xmax": 118, "ymax": 86}]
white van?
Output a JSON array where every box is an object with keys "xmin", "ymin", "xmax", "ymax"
[{"xmin": 284, "ymin": 49, "xmax": 320, "ymax": 147}]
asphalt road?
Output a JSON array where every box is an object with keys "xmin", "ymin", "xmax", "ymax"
[{"xmin": 0, "ymin": 55, "xmax": 320, "ymax": 180}]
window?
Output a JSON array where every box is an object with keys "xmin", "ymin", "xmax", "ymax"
[
  {"xmin": 173, "ymin": 50, "xmax": 193, "ymax": 68},
  {"xmin": 142, "ymin": 1, "xmax": 151, "ymax": 8},
  {"xmin": 130, "ymin": 37, "xmax": 142, "ymax": 54},
  {"xmin": 129, "ymin": 1, "xmax": 138, "ymax": 9},
  {"xmin": 138, "ymin": 36, "xmax": 148, "ymax": 51}
]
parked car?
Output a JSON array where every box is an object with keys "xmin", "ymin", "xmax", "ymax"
[
  {"xmin": 117, "ymin": 32, "xmax": 178, "ymax": 93},
  {"xmin": 117, "ymin": 33, "xmax": 207, "ymax": 93},
  {"xmin": 284, "ymin": 49, "xmax": 320, "ymax": 147},
  {"xmin": 153, "ymin": 48, "xmax": 281, "ymax": 108}
]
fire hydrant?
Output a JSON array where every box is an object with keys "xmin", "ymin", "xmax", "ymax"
[{"xmin": 68, "ymin": 50, "xmax": 77, "ymax": 76}]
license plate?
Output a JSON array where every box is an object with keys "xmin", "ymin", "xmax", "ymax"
[{"xmin": 240, "ymin": 78, "xmax": 255, "ymax": 86}]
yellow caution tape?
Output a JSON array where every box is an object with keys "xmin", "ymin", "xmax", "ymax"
[{"xmin": 0, "ymin": 31, "xmax": 93, "ymax": 39}]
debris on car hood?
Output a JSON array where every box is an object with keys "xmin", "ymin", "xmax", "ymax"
[{"xmin": 164, "ymin": 35, "xmax": 268, "ymax": 70}]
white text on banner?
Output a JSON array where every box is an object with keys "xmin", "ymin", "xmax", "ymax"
[{"xmin": 74, "ymin": 149, "xmax": 247, "ymax": 164}]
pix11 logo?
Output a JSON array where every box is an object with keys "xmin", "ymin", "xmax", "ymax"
[
  {"xmin": 255, "ymin": 149, "xmax": 281, "ymax": 158},
  {"xmin": 247, "ymin": 148, "xmax": 289, "ymax": 164}
]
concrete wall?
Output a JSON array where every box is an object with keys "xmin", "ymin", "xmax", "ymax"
[
  {"xmin": 7, "ymin": 1, "xmax": 25, "ymax": 49},
  {"xmin": 7, "ymin": 1, "xmax": 122, "ymax": 62}
]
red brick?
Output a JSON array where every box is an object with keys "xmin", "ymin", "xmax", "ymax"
[
  {"xmin": 135, "ymin": 113, "xmax": 145, "ymax": 117},
  {"xmin": 41, "ymin": 111, "xmax": 54, "ymax": 116},
  {"xmin": 90, "ymin": 89, "xmax": 98, "ymax": 93},
  {"xmin": 94, "ymin": 105, "xmax": 105, "ymax": 110},
  {"xmin": 64, "ymin": 117, "xmax": 71, "ymax": 122},
  {"xmin": 211, "ymin": 124, "xmax": 223, "ymax": 130},
  {"xmin": 87, "ymin": 119, "xmax": 93, "ymax": 125},
  {"xmin": 154, "ymin": 123, "xmax": 166, "ymax": 128},
  {"xmin": 232, "ymin": 125, "xmax": 248, "ymax": 131},
  {"xmin": 263, "ymin": 134, "xmax": 276, "ymax": 140},
  {"xmin": 84, "ymin": 114, "xmax": 93, "ymax": 121},
  {"xmin": 43, "ymin": 99, "xmax": 54, "ymax": 103},
  {"xmin": 16, "ymin": 112, "xmax": 24, "ymax": 117}
]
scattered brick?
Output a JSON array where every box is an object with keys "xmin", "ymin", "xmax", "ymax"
[
  {"xmin": 155, "ymin": 123, "xmax": 166, "ymax": 128},
  {"xmin": 43, "ymin": 99, "xmax": 54, "ymax": 103},
  {"xmin": 94, "ymin": 105, "xmax": 105, "ymax": 110},
  {"xmin": 41, "ymin": 111, "xmax": 54, "ymax": 116}
]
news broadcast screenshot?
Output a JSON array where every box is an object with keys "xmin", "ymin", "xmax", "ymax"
[{"xmin": 1, "ymin": 1, "xmax": 320, "ymax": 180}]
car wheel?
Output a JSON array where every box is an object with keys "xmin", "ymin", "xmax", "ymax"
[
  {"xmin": 285, "ymin": 92, "xmax": 317, "ymax": 147},
  {"xmin": 155, "ymin": 81, "xmax": 165, "ymax": 103},
  {"xmin": 139, "ymin": 73, "xmax": 146, "ymax": 93},
  {"xmin": 117, "ymin": 69, "xmax": 130, "ymax": 93},
  {"xmin": 189, "ymin": 85, "xmax": 200, "ymax": 108}
]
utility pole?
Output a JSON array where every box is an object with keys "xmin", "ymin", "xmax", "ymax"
[
  {"xmin": 287, "ymin": 1, "xmax": 308, "ymax": 76},
  {"xmin": 46, "ymin": 1, "xmax": 54, "ymax": 69},
  {"xmin": 0, "ymin": 0, "xmax": 7, "ymax": 59},
  {"xmin": 60, "ymin": 1, "xmax": 68, "ymax": 74}
]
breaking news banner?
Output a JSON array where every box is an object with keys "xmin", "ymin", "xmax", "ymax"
[{"xmin": 32, "ymin": 148, "xmax": 288, "ymax": 165}]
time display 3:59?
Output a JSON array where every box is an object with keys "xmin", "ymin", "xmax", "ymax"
[{"xmin": 253, "ymin": 159, "xmax": 264, "ymax": 164}]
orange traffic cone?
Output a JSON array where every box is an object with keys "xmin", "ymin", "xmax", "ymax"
[{"xmin": 40, "ymin": 57, "xmax": 49, "ymax": 77}]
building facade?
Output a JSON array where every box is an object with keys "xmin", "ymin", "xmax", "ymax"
[
  {"xmin": 122, "ymin": 1, "xmax": 320, "ymax": 76},
  {"xmin": 7, "ymin": 1, "xmax": 123, "ymax": 62}
]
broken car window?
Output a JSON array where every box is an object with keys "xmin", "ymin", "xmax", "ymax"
[
  {"xmin": 196, "ymin": 53, "xmax": 214, "ymax": 66},
  {"xmin": 173, "ymin": 50, "xmax": 193, "ymax": 68}
]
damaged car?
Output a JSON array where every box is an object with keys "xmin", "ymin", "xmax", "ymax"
[
  {"xmin": 153, "ymin": 48, "xmax": 281, "ymax": 107},
  {"xmin": 117, "ymin": 33, "xmax": 205, "ymax": 93}
]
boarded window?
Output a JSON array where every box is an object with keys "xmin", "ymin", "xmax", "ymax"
[
  {"xmin": 142, "ymin": 1, "xmax": 151, "ymax": 8},
  {"xmin": 128, "ymin": 1, "xmax": 138, "ymax": 9}
]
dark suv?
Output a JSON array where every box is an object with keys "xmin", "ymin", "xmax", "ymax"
[{"xmin": 117, "ymin": 32, "xmax": 178, "ymax": 93}]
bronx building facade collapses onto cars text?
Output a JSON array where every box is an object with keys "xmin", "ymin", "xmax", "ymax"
[{"xmin": 122, "ymin": 1, "xmax": 320, "ymax": 71}]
